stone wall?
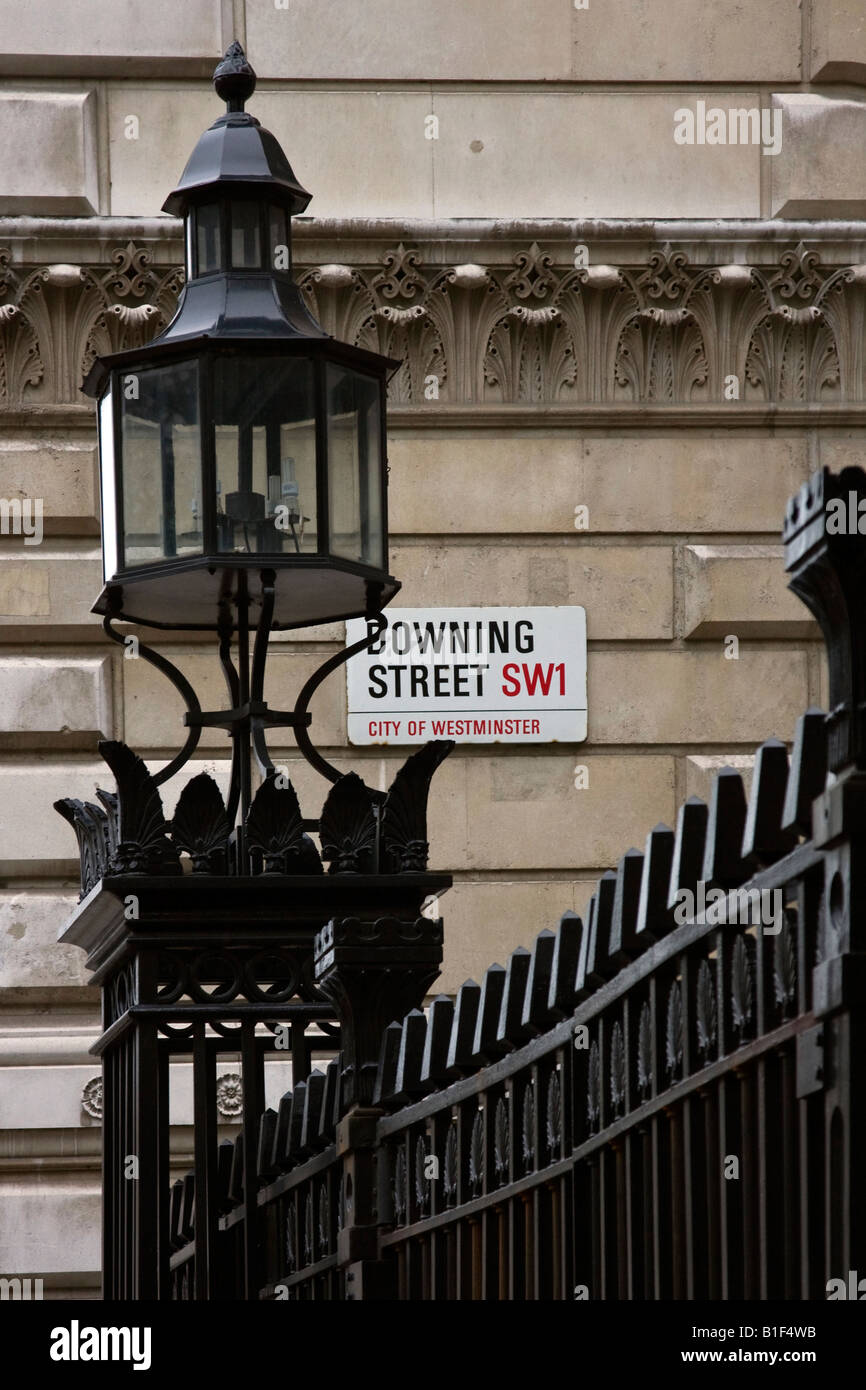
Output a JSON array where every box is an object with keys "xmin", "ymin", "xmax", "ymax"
[{"xmin": 1, "ymin": 0, "xmax": 864, "ymax": 1295}]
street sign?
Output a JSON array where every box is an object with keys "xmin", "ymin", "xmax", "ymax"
[{"xmin": 346, "ymin": 606, "xmax": 587, "ymax": 745}]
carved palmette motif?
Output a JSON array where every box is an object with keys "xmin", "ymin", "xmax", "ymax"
[
  {"xmin": 56, "ymin": 735, "xmax": 454, "ymax": 888},
  {"xmin": 393, "ymin": 1146, "xmax": 408, "ymax": 1225},
  {"xmin": 469, "ymin": 1110, "xmax": 485, "ymax": 1195},
  {"xmin": 414, "ymin": 1134, "xmax": 430, "ymax": 1214},
  {"xmin": 636, "ymin": 1001, "xmax": 653, "ymax": 1099},
  {"xmin": 545, "ymin": 1071, "xmax": 562, "ymax": 1159},
  {"xmin": 521, "ymin": 1082, "xmax": 536, "ymax": 1173},
  {"xmin": 665, "ymin": 981, "xmax": 684, "ymax": 1079},
  {"xmin": 244, "ymin": 773, "xmax": 321, "ymax": 874},
  {"xmin": 610, "ymin": 1021, "xmax": 626, "ymax": 1114},
  {"xmin": 319, "ymin": 772, "xmax": 378, "ymax": 874},
  {"xmin": 443, "ymin": 1124, "xmax": 458, "ymax": 1206},
  {"xmin": 587, "ymin": 1040, "xmax": 601, "ymax": 1130},
  {"xmin": 731, "ymin": 934, "xmax": 755, "ymax": 1042},
  {"xmin": 381, "ymin": 740, "xmax": 455, "ymax": 872},
  {"xmin": 97, "ymin": 740, "xmax": 181, "ymax": 877},
  {"xmin": 773, "ymin": 912, "xmax": 798, "ymax": 1016},
  {"xmin": 696, "ymin": 959, "xmax": 717, "ymax": 1062},
  {"xmin": 170, "ymin": 773, "xmax": 231, "ymax": 873},
  {"xmin": 494, "ymin": 1096, "xmax": 510, "ymax": 1185}
]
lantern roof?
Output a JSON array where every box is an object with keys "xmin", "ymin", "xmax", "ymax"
[
  {"xmin": 81, "ymin": 41, "xmax": 400, "ymax": 398},
  {"xmin": 162, "ymin": 41, "xmax": 312, "ymax": 218}
]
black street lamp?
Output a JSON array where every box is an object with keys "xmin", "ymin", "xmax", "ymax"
[
  {"xmin": 77, "ymin": 42, "xmax": 415, "ymax": 837},
  {"xmin": 54, "ymin": 43, "xmax": 453, "ymax": 1300}
]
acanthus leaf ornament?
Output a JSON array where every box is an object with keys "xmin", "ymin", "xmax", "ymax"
[
  {"xmin": 695, "ymin": 959, "xmax": 717, "ymax": 1063},
  {"xmin": 587, "ymin": 1039, "xmax": 601, "ymax": 1130},
  {"xmin": 2, "ymin": 238, "xmax": 863, "ymax": 405},
  {"xmin": 665, "ymin": 981, "xmax": 684, "ymax": 1079},
  {"xmin": 731, "ymin": 934, "xmax": 755, "ymax": 1043},
  {"xmin": 637, "ymin": 1001, "xmax": 653, "ymax": 1099},
  {"xmin": 610, "ymin": 1020, "xmax": 626, "ymax": 1114}
]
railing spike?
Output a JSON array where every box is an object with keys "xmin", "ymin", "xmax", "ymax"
[
  {"xmin": 702, "ymin": 767, "xmax": 751, "ymax": 888},
  {"xmin": 667, "ymin": 797, "xmax": 709, "ymax": 911},
  {"xmin": 420, "ymin": 995, "xmax": 454, "ymax": 1088},
  {"xmin": 300, "ymin": 1070, "xmax": 327, "ymax": 1154},
  {"xmin": 320, "ymin": 1060, "xmax": 340, "ymax": 1143},
  {"xmin": 782, "ymin": 707, "xmax": 828, "ymax": 835},
  {"xmin": 497, "ymin": 945, "xmax": 532, "ymax": 1049},
  {"xmin": 445, "ymin": 979, "xmax": 481, "ymax": 1077},
  {"xmin": 256, "ymin": 1108, "xmax": 279, "ymax": 1182},
  {"xmin": 271, "ymin": 1090, "xmax": 294, "ymax": 1172},
  {"xmin": 742, "ymin": 737, "xmax": 797, "ymax": 865},
  {"xmin": 521, "ymin": 929, "xmax": 557, "ymax": 1033},
  {"xmin": 287, "ymin": 1081, "xmax": 307, "ymax": 1160},
  {"xmin": 636, "ymin": 823, "xmax": 675, "ymax": 943},
  {"xmin": 585, "ymin": 870, "xmax": 618, "ymax": 984},
  {"xmin": 392, "ymin": 1009, "xmax": 429, "ymax": 1104},
  {"xmin": 471, "ymin": 962, "xmax": 508, "ymax": 1065},
  {"xmin": 547, "ymin": 912, "xmax": 583, "ymax": 1019},
  {"xmin": 372, "ymin": 1021, "xmax": 403, "ymax": 1107},
  {"xmin": 227, "ymin": 1141, "xmax": 244, "ymax": 1206},
  {"xmin": 609, "ymin": 848, "xmax": 645, "ymax": 966}
]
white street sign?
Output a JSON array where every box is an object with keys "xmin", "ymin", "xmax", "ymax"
[{"xmin": 346, "ymin": 606, "xmax": 587, "ymax": 745}]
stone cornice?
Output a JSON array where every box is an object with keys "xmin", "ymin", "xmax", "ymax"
[
  {"xmin": 2, "ymin": 216, "xmax": 866, "ymax": 265},
  {"xmin": 7, "ymin": 402, "xmax": 866, "ymax": 432}
]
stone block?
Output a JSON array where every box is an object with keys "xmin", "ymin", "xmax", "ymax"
[
  {"xmin": 0, "ymin": 91, "xmax": 98, "ymax": 214},
  {"xmin": 578, "ymin": 435, "xmax": 809, "ymax": 532},
  {"xmin": 0, "ymin": 1184, "xmax": 100, "ymax": 1276},
  {"xmin": 571, "ymin": 0, "xmax": 801, "ymax": 81},
  {"xmin": 769, "ymin": 94, "xmax": 866, "ymax": 218},
  {"xmin": 685, "ymin": 753, "xmax": 757, "ymax": 805},
  {"xmin": 0, "ymin": 552, "xmax": 103, "ymax": 637},
  {"xmin": 682, "ymin": 545, "xmax": 819, "ymax": 638},
  {"xmin": 0, "ymin": 655, "xmax": 112, "ymax": 745},
  {"xmin": 432, "ymin": 91, "xmax": 760, "ymax": 219},
  {"xmin": 388, "ymin": 431, "xmax": 580, "ymax": 535},
  {"xmin": 450, "ymin": 753, "xmax": 675, "ymax": 871},
  {"xmin": 0, "ymin": 0, "xmax": 222, "ymax": 66},
  {"xmin": 0, "ymin": 436, "xmax": 99, "ymax": 533},
  {"xmin": 389, "ymin": 542, "xmax": 672, "ymax": 639},
  {"xmin": 588, "ymin": 649, "xmax": 809, "ymax": 744},
  {"xmin": 247, "ymin": 0, "xmax": 573, "ymax": 80},
  {"xmin": 811, "ymin": 0, "xmax": 866, "ymax": 80},
  {"xmin": 108, "ymin": 87, "xmax": 434, "ymax": 219},
  {"xmin": 0, "ymin": 891, "xmax": 84, "ymax": 989}
]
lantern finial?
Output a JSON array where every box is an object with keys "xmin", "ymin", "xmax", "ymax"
[{"xmin": 213, "ymin": 41, "xmax": 257, "ymax": 113}]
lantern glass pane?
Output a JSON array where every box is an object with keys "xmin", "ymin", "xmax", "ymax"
[
  {"xmin": 120, "ymin": 360, "xmax": 202, "ymax": 567},
  {"xmin": 98, "ymin": 386, "xmax": 118, "ymax": 582},
  {"xmin": 326, "ymin": 365, "xmax": 383, "ymax": 569},
  {"xmin": 212, "ymin": 356, "xmax": 318, "ymax": 555},
  {"xmin": 196, "ymin": 204, "xmax": 221, "ymax": 274},
  {"xmin": 231, "ymin": 201, "xmax": 261, "ymax": 268}
]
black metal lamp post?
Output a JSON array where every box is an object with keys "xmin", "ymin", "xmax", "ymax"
[
  {"xmin": 55, "ymin": 43, "xmax": 452, "ymax": 1302},
  {"xmin": 79, "ymin": 41, "xmax": 407, "ymax": 847}
]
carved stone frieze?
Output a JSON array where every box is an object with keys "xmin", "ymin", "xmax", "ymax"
[{"xmin": 2, "ymin": 235, "xmax": 866, "ymax": 406}]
